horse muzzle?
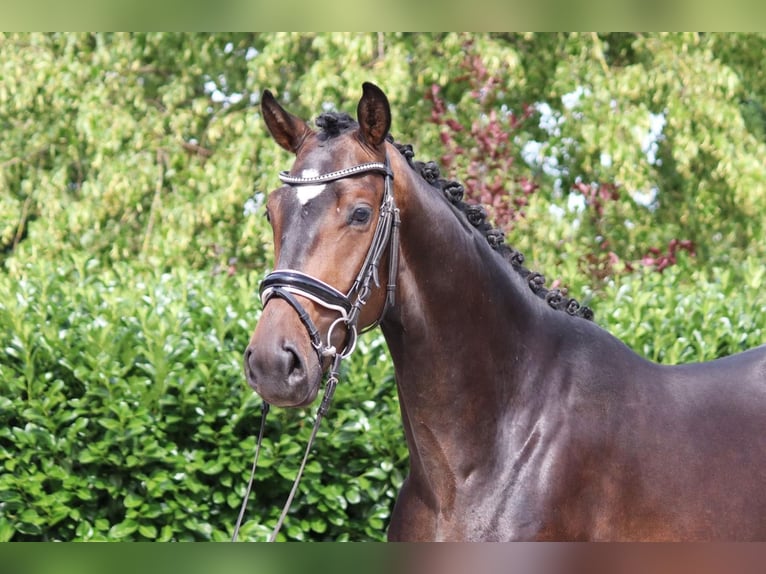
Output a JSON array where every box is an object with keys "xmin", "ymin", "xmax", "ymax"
[{"xmin": 244, "ymin": 303, "xmax": 323, "ymax": 408}]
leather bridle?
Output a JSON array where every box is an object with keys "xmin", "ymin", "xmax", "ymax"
[
  {"xmin": 233, "ymin": 154, "xmax": 400, "ymax": 542},
  {"xmin": 259, "ymin": 156, "xmax": 399, "ymax": 361}
]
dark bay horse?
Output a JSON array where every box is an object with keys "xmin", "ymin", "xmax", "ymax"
[{"xmin": 244, "ymin": 82, "xmax": 766, "ymax": 541}]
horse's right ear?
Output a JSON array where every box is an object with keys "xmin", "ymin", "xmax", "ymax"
[{"xmin": 261, "ymin": 90, "xmax": 313, "ymax": 154}]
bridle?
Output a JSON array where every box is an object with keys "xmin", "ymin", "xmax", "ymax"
[
  {"xmin": 232, "ymin": 154, "xmax": 400, "ymax": 541},
  {"xmin": 260, "ymin": 156, "xmax": 399, "ymax": 361}
]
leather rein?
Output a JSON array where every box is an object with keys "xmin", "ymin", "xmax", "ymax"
[{"xmin": 232, "ymin": 155, "xmax": 399, "ymax": 541}]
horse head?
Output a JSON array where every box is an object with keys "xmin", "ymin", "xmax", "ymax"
[{"xmin": 244, "ymin": 83, "xmax": 397, "ymax": 408}]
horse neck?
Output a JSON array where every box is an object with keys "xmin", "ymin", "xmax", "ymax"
[{"xmin": 380, "ymin": 150, "xmax": 543, "ymax": 488}]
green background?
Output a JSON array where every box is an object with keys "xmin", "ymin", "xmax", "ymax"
[{"xmin": 1, "ymin": 33, "xmax": 765, "ymax": 541}]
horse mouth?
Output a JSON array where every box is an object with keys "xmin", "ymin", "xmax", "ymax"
[
  {"xmin": 283, "ymin": 380, "xmax": 321, "ymax": 408},
  {"xmin": 249, "ymin": 378, "xmax": 321, "ymax": 409},
  {"xmin": 245, "ymin": 356, "xmax": 322, "ymax": 409}
]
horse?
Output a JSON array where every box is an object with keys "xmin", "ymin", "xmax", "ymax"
[{"xmin": 244, "ymin": 82, "xmax": 766, "ymax": 541}]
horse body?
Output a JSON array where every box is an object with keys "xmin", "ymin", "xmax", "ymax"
[
  {"xmin": 377, "ymin": 148, "xmax": 766, "ymax": 541},
  {"xmin": 246, "ymin": 83, "xmax": 766, "ymax": 541}
]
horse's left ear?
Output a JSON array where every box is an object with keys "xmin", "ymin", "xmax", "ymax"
[{"xmin": 356, "ymin": 82, "xmax": 391, "ymax": 149}]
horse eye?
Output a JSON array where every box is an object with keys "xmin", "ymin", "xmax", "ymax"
[
  {"xmin": 349, "ymin": 206, "xmax": 372, "ymax": 225},
  {"xmin": 264, "ymin": 208, "xmax": 272, "ymax": 224}
]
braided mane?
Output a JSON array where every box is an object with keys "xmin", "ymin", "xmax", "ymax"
[{"xmin": 314, "ymin": 112, "xmax": 594, "ymax": 321}]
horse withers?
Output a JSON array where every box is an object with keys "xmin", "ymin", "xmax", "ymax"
[{"xmin": 244, "ymin": 82, "xmax": 766, "ymax": 541}]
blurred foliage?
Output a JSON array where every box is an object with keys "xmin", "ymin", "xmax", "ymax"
[{"xmin": 1, "ymin": 33, "xmax": 765, "ymax": 541}]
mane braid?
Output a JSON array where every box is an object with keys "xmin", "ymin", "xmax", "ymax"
[
  {"xmin": 312, "ymin": 113, "xmax": 593, "ymax": 321},
  {"xmin": 392, "ymin": 141, "xmax": 594, "ymax": 321}
]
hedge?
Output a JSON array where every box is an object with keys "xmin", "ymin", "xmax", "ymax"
[{"xmin": 1, "ymin": 254, "xmax": 764, "ymax": 540}]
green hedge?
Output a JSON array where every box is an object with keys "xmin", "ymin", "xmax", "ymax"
[
  {"xmin": 1, "ymin": 254, "xmax": 764, "ymax": 541},
  {"xmin": 604, "ymin": 257, "xmax": 766, "ymax": 364},
  {"xmin": 0, "ymin": 255, "xmax": 405, "ymax": 541}
]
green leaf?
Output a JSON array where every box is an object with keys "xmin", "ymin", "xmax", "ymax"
[
  {"xmin": 138, "ymin": 524, "xmax": 158, "ymax": 539},
  {"xmin": 124, "ymin": 492, "xmax": 143, "ymax": 508},
  {"xmin": 98, "ymin": 418, "xmax": 120, "ymax": 431},
  {"xmin": 75, "ymin": 520, "xmax": 94, "ymax": 540},
  {"xmin": 201, "ymin": 460, "xmax": 224, "ymax": 475},
  {"xmin": 0, "ymin": 517, "xmax": 15, "ymax": 542},
  {"xmin": 16, "ymin": 509, "xmax": 43, "ymax": 536},
  {"xmin": 108, "ymin": 519, "xmax": 138, "ymax": 540},
  {"xmin": 158, "ymin": 525, "xmax": 174, "ymax": 542},
  {"xmin": 0, "ymin": 490, "xmax": 22, "ymax": 503},
  {"xmin": 310, "ymin": 519, "xmax": 327, "ymax": 534},
  {"xmin": 346, "ymin": 489, "xmax": 361, "ymax": 504}
]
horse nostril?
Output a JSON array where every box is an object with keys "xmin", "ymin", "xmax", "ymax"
[
  {"xmin": 244, "ymin": 346, "xmax": 258, "ymax": 385},
  {"xmin": 283, "ymin": 343, "xmax": 305, "ymax": 383}
]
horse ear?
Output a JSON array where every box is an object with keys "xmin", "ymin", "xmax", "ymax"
[
  {"xmin": 261, "ymin": 90, "xmax": 313, "ymax": 154},
  {"xmin": 356, "ymin": 82, "xmax": 391, "ymax": 149}
]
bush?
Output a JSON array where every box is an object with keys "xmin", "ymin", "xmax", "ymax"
[
  {"xmin": 602, "ymin": 257, "xmax": 766, "ymax": 365},
  {"xmin": 0, "ymin": 255, "xmax": 406, "ymax": 541}
]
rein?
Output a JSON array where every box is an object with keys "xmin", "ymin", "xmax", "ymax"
[{"xmin": 232, "ymin": 155, "xmax": 399, "ymax": 542}]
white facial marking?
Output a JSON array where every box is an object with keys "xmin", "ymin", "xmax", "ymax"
[{"xmin": 295, "ymin": 169, "xmax": 326, "ymax": 205}]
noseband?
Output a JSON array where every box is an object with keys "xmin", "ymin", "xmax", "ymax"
[{"xmin": 233, "ymin": 155, "xmax": 400, "ymax": 541}]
